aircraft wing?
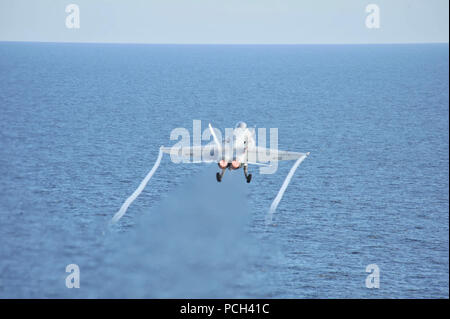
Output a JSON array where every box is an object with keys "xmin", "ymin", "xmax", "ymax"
[
  {"xmin": 160, "ymin": 145, "xmax": 219, "ymax": 163},
  {"xmin": 247, "ymin": 147, "xmax": 309, "ymax": 163},
  {"xmin": 161, "ymin": 145, "xmax": 309, "ymax": 163}
]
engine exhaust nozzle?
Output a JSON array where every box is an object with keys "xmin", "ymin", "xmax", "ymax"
[{"xmin": 218, "ymin": 160, "xmax": 228, "ymax": 169}]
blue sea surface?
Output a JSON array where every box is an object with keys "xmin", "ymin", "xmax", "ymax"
[{"xmin": 0, "ymin": 42, "xmax": 448, "ymax": 298}]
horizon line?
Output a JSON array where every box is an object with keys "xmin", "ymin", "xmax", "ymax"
[{"xmin": 0, "ymin": 40, "xmax": 448, "ymax": 46}]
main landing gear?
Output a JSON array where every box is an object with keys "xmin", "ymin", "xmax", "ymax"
[
  {"xmin": 215, "ymin": 164, "xmax": 252, "ymax": 183},
  {"xmin": 216, "ymin": 168, "xmax": 226, "ymax": 182},
  {"xmin": 244, "ymin": 165, "xmax": 252, "ymax": 183}
]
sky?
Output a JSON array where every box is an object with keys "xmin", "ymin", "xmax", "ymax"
[{"xmin": 0, "ymin": 0, "xmax": 448, "ymax": 44}]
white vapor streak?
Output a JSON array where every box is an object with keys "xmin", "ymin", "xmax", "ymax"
[
  {"xmin": 266, "ymin": 154, "xmax": 307, "ymax": 224},
  {"xmin": 110, "ymin": 147, "xmax": 164, "ymax": 224}
]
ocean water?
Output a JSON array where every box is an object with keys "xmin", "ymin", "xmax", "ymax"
[{"xmin": 0, "ymin": 42, "xmax": 448, "ymax": 298}]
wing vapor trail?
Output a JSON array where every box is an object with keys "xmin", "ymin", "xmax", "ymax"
[
  {"xmin": 110, "ymin": 147, "xmax": 164, "ymax": 225},
  {"xmin": 266, "ymin": 154, "xmax": 307, "ymax": 224},
  {"xmin": 208, "ymin": 123, "xmax": 222, "ymax": 155},
  {"xmin": 109, "ymin": 139, "xmax": 309, "ymax": 226}
]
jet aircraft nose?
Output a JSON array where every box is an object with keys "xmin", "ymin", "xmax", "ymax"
[{"xmin": 235, "ymin": 121, "xmax": 247, "ymax": 129}]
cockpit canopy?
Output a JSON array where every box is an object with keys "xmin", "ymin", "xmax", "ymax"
[{"xmin": 235, "ymin": 121, "xmax": 247, "ymax": 129}]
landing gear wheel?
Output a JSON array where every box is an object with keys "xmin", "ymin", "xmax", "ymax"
[
  {"xmin": 246, "ymin": 174, "xmax": 252, "ymax": 183},
  {"xmin": 216, "ymin": 172, "xmax": 222, "ymax": 182}
]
